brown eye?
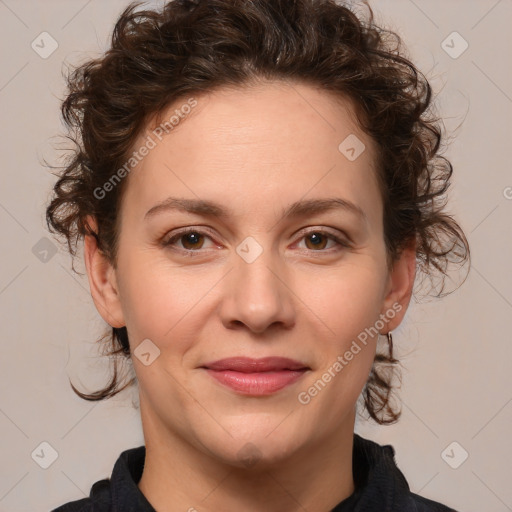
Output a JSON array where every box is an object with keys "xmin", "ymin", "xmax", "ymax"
[
  {"xmin": 180, "ymin": 232, "xmax": 205, "ymax": 250},
  {"xmin": 298, "ymin": 230, "xmax": 349, "ymax": 252},
  {"xmin": 304, "ymin": 232, "xmax": 329, "ymax": 250},
  {"xmin": 164, "ymin": 230, "xmax": 211, "ymax": 251}
]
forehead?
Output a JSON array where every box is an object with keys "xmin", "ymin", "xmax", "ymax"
[
  {"xmin": 119, "ymin": 80, "xmax": 381, "ymax": 225},
  {"xmin": 149, "ymin": 80, "xmax": 369, "ymax": 154}
]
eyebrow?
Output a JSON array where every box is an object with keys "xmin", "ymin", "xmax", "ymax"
[{"xmin": 144, "ymin": 196, "xmax": 367, "ymax": 224}]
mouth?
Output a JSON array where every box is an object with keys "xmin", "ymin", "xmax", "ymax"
[{"xmin": 200, "ymin": 357, "xmax": 310, "ymax": 396}]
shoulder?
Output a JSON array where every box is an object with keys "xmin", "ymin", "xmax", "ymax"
[
  {"xmin": 51, "ymin": 498, "xmax": 92, "ymax": 512},
  {"xmin": 51, "ymin": 479, "xmax": 111, "ymax": 512},
  {"xmin": 50, "ymin": 445, "xmax": 148, "ymax": 512},
  {"xmin": 352, "ymin": 434, "xmax": 460, "ymax": 512},
  {"xmin": 408, "ymin": 491, "xmax": 460, "ymax": 512}
]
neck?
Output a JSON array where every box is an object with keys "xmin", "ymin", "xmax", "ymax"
[{"xmin": 138, "ymin": 406, "xmax": 356, "ymax": 512}]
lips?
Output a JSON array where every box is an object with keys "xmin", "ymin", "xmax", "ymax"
[
  {"xmin": 202, "ymin": 356, "xmax": 309, "ymax": 372},
  {"xmin": 201, "ymin": 357, "xmax": 310, "ymax": 395}
]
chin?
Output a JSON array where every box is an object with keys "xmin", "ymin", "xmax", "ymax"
[{"xmin": 197, "ymin": 421, "xmax": 307, "ymax": 470}]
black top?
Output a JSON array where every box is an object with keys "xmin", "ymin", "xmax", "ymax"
[{"xmin": 51, "ymin": 434, "xmax": 459, "ymax": 511}]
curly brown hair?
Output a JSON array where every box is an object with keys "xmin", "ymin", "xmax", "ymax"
[{"xmin": 45, "ymin": 0, "xmax": 470, "ymax": 425}]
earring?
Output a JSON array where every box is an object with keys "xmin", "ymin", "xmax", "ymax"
[{"xmin": 386, "ymin": 331, "xmax": 393, "ymax": 352}]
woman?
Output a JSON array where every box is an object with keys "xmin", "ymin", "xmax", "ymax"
[{"xmin": 46, "ymin": 0, "xmax": 469, "ymax": 510}]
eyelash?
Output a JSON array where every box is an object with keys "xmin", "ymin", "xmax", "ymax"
[{"xmin": 162, "ymin": 227, "xmax": 351, "ymax": 256}]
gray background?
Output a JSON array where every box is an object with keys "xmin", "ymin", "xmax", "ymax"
[{"xmin": 0, "ymin": 0, "xmax": 511, "ymax": 511}]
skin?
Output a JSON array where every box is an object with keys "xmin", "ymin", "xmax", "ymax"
[{"xmin": 84, "ymin": 80, "xmax": 416, "ymax": 512}]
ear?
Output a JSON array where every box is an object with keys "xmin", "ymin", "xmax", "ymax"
[
  {"xmin": 380, "ymin": 242, "xmax": 416, "ymax": 332},
  {"xmin": 83, "ymin": 215, "xmax": 125, "ymax": 328}
]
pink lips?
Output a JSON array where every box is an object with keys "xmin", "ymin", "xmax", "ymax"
[{"xmin": 201, "ymin": 357, "xmax": 309, "ymax": 396}]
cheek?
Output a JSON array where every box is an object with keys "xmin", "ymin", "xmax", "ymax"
[
  {"xmin": 293, "ymin": 263, "xmax": 386, "ymax": 406},
  {"xmin": 299, "ymin": 261, "xmax": 387, "ymax": 338},
  {"xmin": 115, "ymin": 252, "xmax": 178, "ymax": 339},
  {"xmin": 118, "ymin": 245, "xmax": 387, "ymax": 346},
  {"xmin": 295, "ymin": 313, "xmax": 380, "ymax": 436},
  {"xmin": 116, "ymin": 251, "xmax": 222, "ymax": 354}
]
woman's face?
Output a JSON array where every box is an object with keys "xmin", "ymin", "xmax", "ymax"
[{"xmin": 86, "ymin": 80, "xmax": 414, "ymax": 468}]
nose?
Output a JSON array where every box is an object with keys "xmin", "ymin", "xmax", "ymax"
[{"xmin": 219, "ymin": 244, "xmax": 296, "ymax": 335}]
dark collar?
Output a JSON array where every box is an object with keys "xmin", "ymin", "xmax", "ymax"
[
  {"xmin": 110, "ymin": 445, "xmax": 155, "ymax": 512},
  {"xmin": 332, "ymin": 433, "xmax": 412, "ymax": 510}
]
